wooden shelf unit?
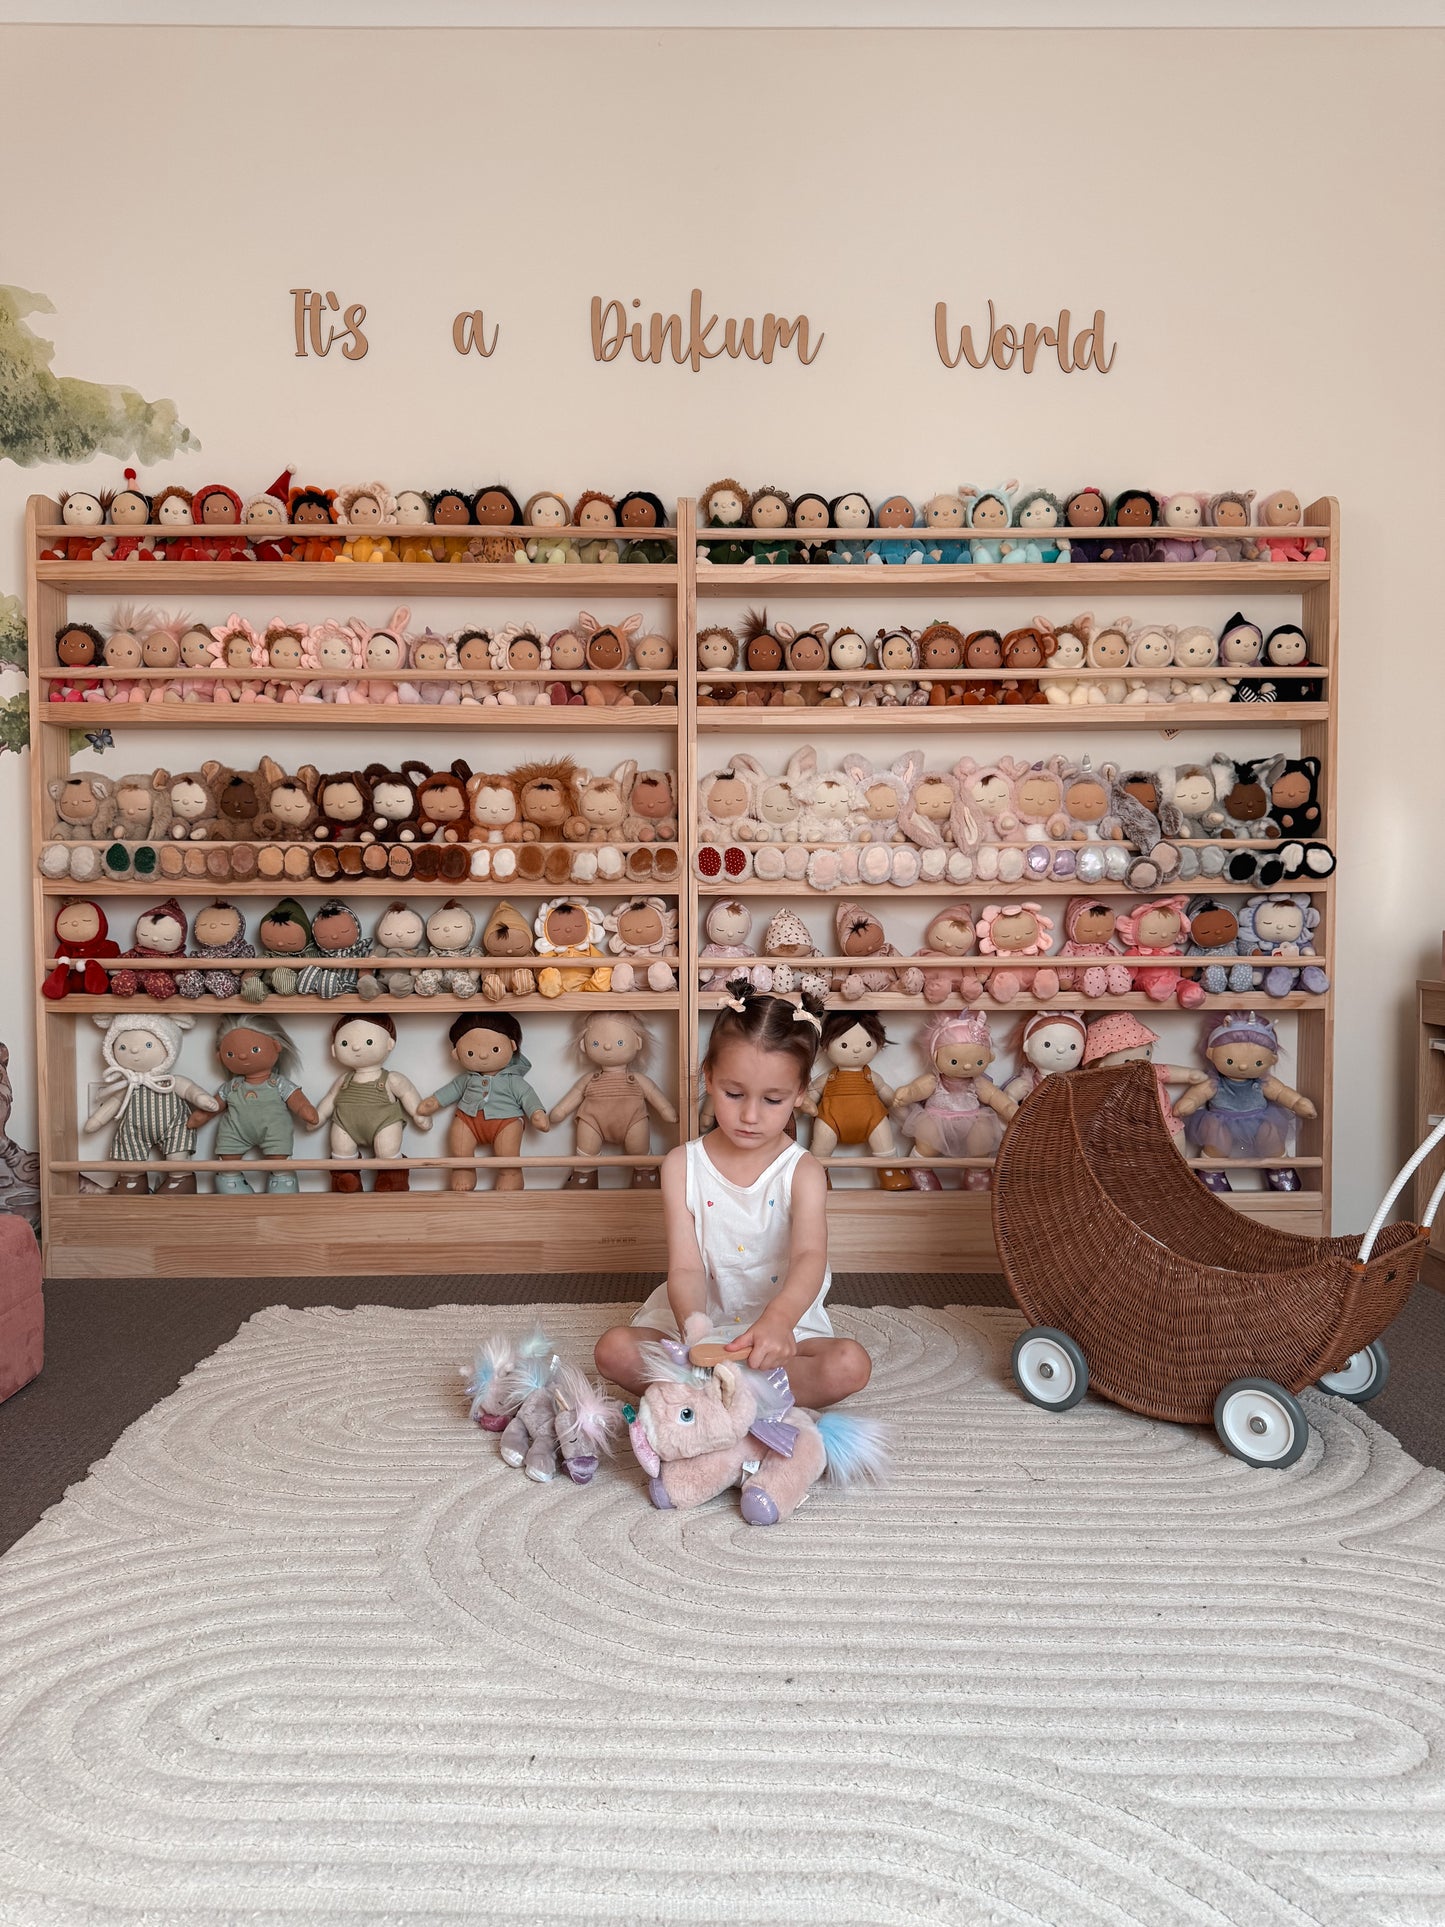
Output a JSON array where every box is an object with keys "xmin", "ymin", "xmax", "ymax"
[{"xmin": 27, "ymin": 493, "xmax": 1338, "ymax": 1275}]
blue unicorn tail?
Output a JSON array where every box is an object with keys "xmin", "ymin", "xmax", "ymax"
[{"xmin": 816, "ymin": 1411, "xmax": 890, "ymax": 1488}]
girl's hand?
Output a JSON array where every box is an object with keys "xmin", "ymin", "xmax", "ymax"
[{"xmin": 726, "ymin": 1310, "xmax": 796, "ymax": 1372}]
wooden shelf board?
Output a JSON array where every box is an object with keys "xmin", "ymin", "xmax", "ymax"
[
  {"xmin": 698, "ymin": 993, "xmax": 1327, "ymax": 1013},
  {"xmin": 694, "ymin": 563, "xmax": 1329, "ymax": 597},
  {"xmin": 41, "ymin": 703, "xmax": 678, "ymax": 728},
  {"xmin": 698, "ymin": 877, "xmax": 1334, "ymax": 899},
  {"xmin": 36, "ymin": 561, "xmax": 679, "ymax": 596},
  {"xmin": 41, "ymin": 876, "xmax": 677, "ymax": 898},
  {"xmin": 47, "ymin": 991, "xmax": 680, "ymax": 1015},
  {"xmin": 698, "ymin": 703, "xmax": 1325, "ymax": 728}
]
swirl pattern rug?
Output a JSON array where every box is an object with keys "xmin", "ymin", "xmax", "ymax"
[{"xmin": 2, "ymin": 1303, "xmax": 1445, "ymax": 1927}]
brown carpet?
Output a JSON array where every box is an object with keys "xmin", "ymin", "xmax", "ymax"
[{"xmin": 1, "ymin": 1266, "xmax": 1440, "ymax": 1556}]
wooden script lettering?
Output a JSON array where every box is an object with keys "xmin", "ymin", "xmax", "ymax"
[
  {"xmin": 935, "ymin": 301, "xmax": 1115, "ymax": 373},
  {"xmin": 591, "ymin": 291, "xmax": 822, "ymax": 371},
  {"xmin": 453, "ymin": 310, "xmax": 499, "ymax": 357},
  {"xmin": 290, "ymin": 289, "xmax": 368, "ymax": 360}
]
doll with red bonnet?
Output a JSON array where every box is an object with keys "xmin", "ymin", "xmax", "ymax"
[
  {"xmin": 41, "ymin": 899, "xmax": 121, "ymax": 999},
  {"xmin": 191, "ymin": 485, "xmax": 248, "ymax": 561}
]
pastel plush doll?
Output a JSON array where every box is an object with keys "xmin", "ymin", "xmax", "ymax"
[
  {"xmin": 1003, "ymin": 1011, "xmax": 1087, "ymax": 1106},
  {"xmin": 405, "ymin": 629, "xmax": 462, "ymax": 706},
  {"xmin": 41, "ymin": 488, "xmax": 110, "ymax": 562},
  {"xmin": 1184, "ymin": 896, "xmax": 1255, "ymax": 994},
  {"xmin": 107, "ymin": 471, "xmax": 156, "ymax": 562},
  {"xmin": 875, "ymin": 627, "xmax": 922, "ymax": 707},
  {"xmin": 625, "ymin": 630, "xmax": 676, "ymax": 706},
  {"xmin": 1062, "ymin": 486, "xmax": 1108, "ymax": 562},
  {"xmin": 548, "ymin": 1010, "xmax": 677, "ymax": 1189},
  {"xmin": 295, "ymin": 900, "xmax": 368, "ymax": 999},
  {"xmin": 791, "ymin": 490, "xmax": 832, "ymax": 566},
  {"xmin": 696, "ymin": 623, "xmax": 742, "ymax": 706},
  {"xmin": 84, "ymin": 1010, "xmax": 220, "ymax": 1194},
  {"xmin": 695, "ymin": 758, "xmax": 764, "ymax": 873},
  {"xmin": 760, "ymin": 909, "xmax": 832, "ymax": 1001},
  {"xmin": 480, "ymin": 901, "xmax": 536, "ymax": 1003},
  {"xmin": 518, "ymin": 491, "xmax": 576, "ymax": 566},
  {"xmin": 334, "ymin": 482, "xmax": 400, "ymax": 564},
  {"xmin": 619, "ymin": 490, "xmax": 673, "ymax": 565},
  {"xmin": 493, "ymin": 1358, "xmax": 622, "ymax": 1486},
  {"xmin": 316, "ymin": 1012, "xmax": 430, "ymax": 1192},
  {"xmin": 866, "ymin": 495, "xmax": 923, "ymax": 565},
  {"xmin": 698, "ymin": 899, "xmax": 769, "ymax": 991},
  {"xmin": 40, "ymin": 897, "xmax": 121, "ymax": 1000},
  {"xmin": 1254, "ymin": 490, "xmax": 1326, "ymax": 563},
  {"xmin": 1217, "ymin": 611, "xmax": 1265, "ymax": 694},
  {"xmin": 1205, "ymin": 489, "xmax": 1258, "ymax": 562},
  {"xmin": 353, "ymin": 615, "xmax": 410, "ymax": 707},
  {"xmin": 98, "ymin": 608, "xmax": 152, "ymax": 703},
  {"xmin": 190, "ymin": 1014, "xmax": 319, "ymax": 1193},
  {"xmin": 1113, "ymin": 897, "xmax": 1206, "ymax": 1007},
  {"xmin": 820, "ymin": 626, "xmax": 874, "ymax": 706},
  {"xmin": 414, "ymin": 898, "xmax": 481, "ymax": 999},
  {"xmin": 572, "ymin": 491, "xmax": 622, "ymax": 565},
  {"xmin": 239, "ymin": 897, "xmax": 315, "ymax": 1002},
  {"xmin": 360, "ymin": 901, "xmax": 427, "ymax": 999},
  {"xmin": 466, "ymin": 485, "xmax": 524, "ymax": 563},
  {"xmin": 1173, "ymin": 1011, "xmax": 1316, "ymax": 1183},
  {"xmin": 254, "ymin": 619, "xmax": 308, "ymax": 705},
  {"xmin": 1155, "ymin": 493, "xmax": 1216, "ymax": 563},
  {"xmin": 1080, "ymin": 1011, "xmax": 1209, "ymax": 1146},
  {"xmin": 1156, "ymin": 763, "xmax": 1229, "ymax": 876},
  {"xmin": 171, "ymin": 621, "xmax": 222, "ymax": 704},
  {"xmin": 826, "ymin": 492, "xmax": 873, "ymax": 566},
  {"xmin": 974, "ymin": 901, "xmax": 1059, "ymax": 1003},
  {"xmin": 915, "ymin": 905, "xmax": 984, "ymax": 1004},
  {"xmin": 1107, "ymin": 488, "xmax": 1161, "ymax": 562},
  {"xmin": 894, "ymin": 1010, "xmax": 1017, "ymax": 1189},
  {"xmin": 744, "ymin": 486, "xmax": 795, "ymax": 565},
  {"xmin": 175, "ymin": 899, "xmax": 255, "ymax": 999},
  {"xmin": 1081, "ymin": 616, "xmax": 1131, "ymax": 705},
  {"xmin": 191, "ymin": 484, "xmax": 248, "ymax": 562},
  {"xmin": 920, "ymin": 490, "xmax": 970, "ymax": 565},
  {"xmin": 421, "ymin": 1009, "xmax": 547, "ymax": 1187},
  {"xmin": 1168, "ymin": 624, "xmax": 1232, "ymax": 704},
  {"xmin": 1238, "ymin": 894, "xmax": 1328, "ymax": 997},
  {"xmin": 623, "ymin": 768, "xmax": 679, "ymax": 850},
  {"xmin": 390, "ymin": 489, "xmax": 438, "ymax": 562},
  {"xmin": 1010, "ymin": 489, "xmax": 1070, "ymax": 563},
  {"xmin": 801, "ymin": 1010, "xmax": 912, "ymax": 1189},
  {"xmin": 697, "ymin": 478, "xmax": 751, "ymax": 565},
  {"xmin": 428, "ymin": 486, "xmax": 473, "ymax": 561},
  {"xmin": 832, "ymin": 900, "xmax": 918, "ymax": 1000},
  {"xmin": 299, "ymin": 617, "xmax": 365, "ymax": 704},
  {"xmin": 110, "ymin": 897, "xmax": 189, "ymax": 1000},
  {"xmin": 565, "ymin": 760, "xmax": 636, "ymax": 853},
  {"xmin": 533, "ymin": 897, "xmax": 612, "ymax": 996},
  {"xmin": 605, "ymin": 896, "xmax": 678, "ymax": 993},
  {"xmin": 286, "ymin": 486, "xmax": 341, "ymax": 562},
  {"xmin": 1055, "ymin": 898, "xmax": 1133, "ymax": 998},
  {"xmin": 838, "ymin": 751, "xmax": 916, "ymax": 874},
  {"xmin": 242, "ymin": 469, "xmax": 294, "ymax": 561},
  {"xmin": 489, "ymin": 622, "xmax": 550, "ymax": 706},
  {"xmin": 1123, "ymin": 620, "xmax": 1175, "ymax": 703},
  {"xmin": 962, "ymin": 482, "xmax": 1017, "ymax": 563},
  {"xmin": 154, "ymin": 484, "xmax": 211, "ymax": 561}
]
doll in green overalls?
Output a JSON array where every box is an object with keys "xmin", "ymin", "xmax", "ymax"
[
  {"xmin": 190, "ymin": 1013, "xmax": 321, "ymax": 1194},
  {"xmin": 315, "ymin": 1012, "xmax": 431, "ymax": 1192}
]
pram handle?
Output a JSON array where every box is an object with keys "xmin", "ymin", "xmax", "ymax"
[{"xmin": 1358, "ymin": 1113, "xmax": 1445, "ymax": 1263}]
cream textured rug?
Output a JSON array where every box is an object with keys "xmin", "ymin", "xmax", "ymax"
[{"xmin": 3, "ymin": 1304, "xmax": 1445, "ymax": 1927}]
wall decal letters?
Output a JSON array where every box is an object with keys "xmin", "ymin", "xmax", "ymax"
[
  {"xmin": 289, "ymin": 289, "xmax": 369, "ymax": 361},
  {"xmin": 934, "ymin": 300, "xmax": 1116, "ymax": 374}
]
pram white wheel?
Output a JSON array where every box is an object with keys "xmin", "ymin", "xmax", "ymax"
[
  {"xmin": 1317, "ymin": 1340, "xmax": 1389, "ymax": 1404},
  {"xmin": 1213, "ymin": 1379, "xmax": 1308, "ymax": 1468},
  {"xmin": 1012, "ymin": 1327, "xmax": 1088, "ymax": 1412}
]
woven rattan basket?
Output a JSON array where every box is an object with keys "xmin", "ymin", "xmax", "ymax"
[{"xmin": 992, "ymin": 1060, "xmax": 1426, "ymax": 1425}]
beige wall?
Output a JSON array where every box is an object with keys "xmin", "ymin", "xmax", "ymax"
[{"xmin": 1, "ymin": 23, "xmax": 1441, "ymax": 1227}]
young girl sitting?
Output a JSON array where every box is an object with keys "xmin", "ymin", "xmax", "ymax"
[{"xmin": 594, "ymin": 982, "xmax": 872, "ymax": 1408}]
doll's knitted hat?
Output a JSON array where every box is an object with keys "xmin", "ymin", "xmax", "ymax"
[
  {"xmin": 1064, "ymin": 897, "xmax": 1115, "ymax": 942},
  {"xmin": 262, "ymin": 897, "xmax": 313, "ymax": 946},
  {"xmin": 1204, "ymin": 1012, "xmax": 1278, "ymax": 1052},
  {"xmin": 97, "ymin": 1008, "xmax": 192, "ymax": 1077},
  {"xmin": 192, "ymin": 484, "xmax": 243, "ymax": 520},
  {"xmin": 1082, "ymin": 1011, "xmax": 1158, "ymax": 1066}
]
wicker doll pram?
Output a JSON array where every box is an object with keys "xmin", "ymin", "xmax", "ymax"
[{"xmin": 992, "ymin": 1059, "xmax": 1434, "ymax": 1467}]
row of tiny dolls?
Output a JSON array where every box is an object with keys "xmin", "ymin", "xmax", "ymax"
[
  {"xmin": 698, "ymin": 610, "xmax": 1320, "ymax": 707},
  {"xmin": 696, "ymin": 481, "xmax": 1325, "ymax": 564},
  {"xmin": 40, "ymin": 757, "xmax": 680, "ymax": 885},
  {"xmin": 695, "ymin": 748, "xmax": 1330, "ymax": 892},
  {"xmin": 78, "ymin": 999, "xmax": 1311, "ymax": 1200},
  {"xmin": 41, "ymin": 474, "xmax": 675, "ymax": 566},
  {"xmin": 48, "ymin": 608, "xmax": 676, "ymax": 707}
]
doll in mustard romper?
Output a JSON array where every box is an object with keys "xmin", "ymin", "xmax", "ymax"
[{"xmin": 801, "ymin": 1009, "xmax": 913, "ymax": 1189}]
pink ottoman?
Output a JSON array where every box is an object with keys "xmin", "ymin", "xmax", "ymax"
[{"xmin": 0, "ymin": 1214, "xmax": 42, "ymax": 1402}]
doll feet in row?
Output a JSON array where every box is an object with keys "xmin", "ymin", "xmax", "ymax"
[{"xmin": 1219, "ymin": 840, "xmax": 1336, "ymax": 888}]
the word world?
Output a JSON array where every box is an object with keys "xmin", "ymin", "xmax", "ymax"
[{"xmin": 934, "ymin": 300, "xmax": 1116, "ymax": 374}]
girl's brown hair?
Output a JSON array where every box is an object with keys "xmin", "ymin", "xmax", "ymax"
[{"xmin": 703, "ymin": 980, "xmax": 822, "ymax": 1088}]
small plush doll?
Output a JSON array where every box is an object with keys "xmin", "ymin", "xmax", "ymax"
[
  {"xmin": 1204, "ymin": 489, "xmax": 1258, "ymax": 561},
  {"xmin": 413, "ymin": 1011, "xmax": 547, "ymax": 1192},
  {"xmin": 605, "ymin": 896, "xmax": 678, "ymax": 993},
  {"xmin": 50, "ymin": 620, "xmax": 104, "ymax": 703},
  {"xmin": 110, "ymin": 898, "xmax": 188, "ymax": 1000},
  {"xmin": 1001, "ymin": 626, "xmax": 1056, "ymax": 705},
  {"xmin": 1208, "ymin": 754, "xmax": 1282, "ymax": 842},
  {"xmin": 465, "ymin": 485, "xmax": 523, "ymax": 563},
  {"xmin": 242, "ymin": 469, "xmax": 294, "ymax": 560},
  {"xmin": 1010, "ymin": 489, "xmax": 1070, "ymax": 563},
  {"xmin": 84, "ymin": 1010, "xmax": 220, "ymax": 1194},
  {"xmin": 875, "ymin": 627, "xmax": 923, "ymax": 707},
  {"xmin": 791, "ymin": 491, "xmax": 833, "ymax": 566},
  {"xmin": 1033, "ymin": 616, "xmax": 1089, "ymax": 707},
  {"xmin": 698, "ymin": 899, "xmax": 769, "ymax": 991},
  {"xmin": 1122, "ymin": 620, "xmax": 1175, "ymax": 704},
  {"xmin": 833, "ymin": 900, "xmax": 918, "ymax": 1001},
  {"xmin": 109, "ymin": 766, "xmax": 170, "ymax": 847},
  {"xmin": 746, "ymin": 754, "xmax": 810, "ymax": 878},
  {"xmin": 919, "ymin": 490, "xmax": 970, "ymax": 565},
  {"xmin": 1113, "ymin": 898, "xmax": 1206, "ymax": 1007},
  {"xmin": 190, "ymin": 1014, "xmax": 320, "ymax": 1193},
  {"xmin": 961, "ymin": 482, "xmax": 1018, "ymax": 563},
  {"xmin": 957, "ymin": 627, "xmax": 1004, "ymax": 707},
  {"xmin": 1254, "ymin": 490, "xmax": 1326, "ymax": 564},
  {"xmin": 294, "ymin": 900, "xmax": 368, "ymax": 999},
  {"xmin": 1167, "ymin": 624, "xmax": 1232, "ymax": 704},
  {"xmin": 572, "ymin": 490, "xmax": 622, "ymax": 565},
  {"xmin": 106, "ymin": 470, "xmax": 156, "ymax": 562},
  {"xmin": 1173, "ymin": 1012, "xmax": 1316, "ymax": 1181},
  {"xmin": 240, "ymin": 898, "xmax": 315, "ymax": 1002},
  {"xmin": 760, "ymin": 909, "xmax": 832, "ymax": 1001},
  {"xmin": 1004, "ymin": 1010, "xmax": 1087, "ymax": 1106},
  {"xmin": 152, "ymin": 484, "xmax": 209, "ymax": 561},
  {"xmin": 1081, "ymin": 1012, "xmax": 1209, "ymax": 1145},
  {"xmin": 1183, "ymin": 896, "xmax": 1254, "ymax": 994},
  {"xmin": 534, "ymin": 897, "xmax": 612, "ymax": 996},
  {"xmin": 565, "ymin": 760, "xmax": 636, "ymax": 849},
  {"xmin": 494, "ymin": 1358, "xmax": 623, "ymax": 1487},
  {"xmin": 42, "ymin": 488, "xmax": 111, "ymax": 562},
  {"xmin": 894, "ymin": 1010, "xmax": 1017, "ymax": 1189},
  {"xmin": 403, "ymin": 628, "xmax": 462, "ymax": 706},
  {"xmin": 299, "ymin": 617, "xmax": 366, "ymax": 704},
  {"xmin": 914, "ymin": 904, "xmax": 984, "ymax": 1004},
  {"xmin": 1154, "ymin": 492, "xmax": 1216, "ymax": 563},
  {"xmin": 191, "ymin": 484, "xmax": 248, "ymax": 562},
  {"xmin": 518, "ymin": 491, "xmax": 577, "ymax": 565},
  {"xmin": 175, "ymin": 900, "xmax": 255, "ymax": 999},
  {"xmin": 488, "ymin": 622, "xmax": 550, "ymax": 706},
  {"xmin": 411, "ymin": 762, "xmax": 474, "ymax": 881},
  {"xmin": 1238, "ymin": 894, "xmax": 1329, "ymax": 997},
  {"xmin": 1054, "ymin": 898, "xmax": 1133, "ymax": 997},
  {"xmin": 743, "ymin": 486, "xmax": 795, "ymax": 565},
  {"xmin": 473, "ymin": 900, "xmax": 532, "ymax": 1003},
  {"xmin": 697, "ymin": 478, "xmax": 751, "ymax": 564},
  {"xmin": 913, "ymin": 621, "xmax": 965, "ymax": 706},
  {"xmin": 41, "ymin": 898, "xmax": 122, "ymax": 999},
  {"xmin": 866, "ymin": 495, "xmax": 923, "ymax": 565},
  {"xmin": 801, "ymin": 1009, "xmax": 911, "ymax": 1188},
  {"xmin": 625, "ymin": 630, "xmax": 677, "ymax": 706},
  {"xmin": 287, "ymin": 486, "xmax": 342, "ymax": 562},
  {"xmin": 1062, "ymin": 486, "xmax": 1108, "ymax": 562},
  {"xmin": 1267, "ymin": 755, "xmax": 1322, "ymax": 838},
  {"xmin": 316, "ymin": 1012, "xmax": 431, "ymax": 1192},
  {"xmin": 1217, "ymin": 612, "xmax": 1266, "ymax": 699},
  {"xmin": 1107, "ymin": 488, "xmax": 1161, "ymax": 562},
  {"xmin": 207, "ymin": 613, "xmax": 265, "ymax": 703},
  {"xmin": 394, "ymin": 488, "xmax": 441, "ymax": 562},
  {"xmin": 251, "ymin": 618, "xmax": 308, "ymax": 706},
  {"xmin": 696, "ymin": 623, "xmax": 743, "ymax": 706},
  {"xmin": 351, "ymin": 616, "xmax": 408, "ymax": 709},
  {"xmin": 360, "ymin": 760, "xmax": 425, "ymax": 865},
  {"xmin": 169, "ymin": 620, "xmax": 222, "ymax": 704},
  {"xmin": 359, "ymin": 901, "xmax": 427, "ymax": 1000},
  {"xmin": 333, "ymin": 483, "xmax": 400, "ymax": 564},
  {"xmin": 578, "ymin": 610, "xmax": 641, "ymax": 704},
  {"xmin": 430, "ymin": 486, "xmax": 474, "ymax": 561},
  {"xmin": 1236, "ymin": 625, "xmax": 1322, "ymax": 706},
  {"xmin": 548, "ymin": 1010, "xmax": 677, "ymax": 1189},
  {"xmin": 975, "ymin": 902, "xmax": 1059, "ymax": 1003},
  {"xmin": 541, "ymin": 624, "xmax": 586, "ymax": 706},
  {"xmin": 414, "ymin": 899, "xmax": 481, "ymax": 998},
  {"xmin": 254, "ymin": 758, "xmax": 320, "ymax": 869},
  {"xmin": 618, "ymin": 490, "xmax": 673, "ymax": 564}
]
